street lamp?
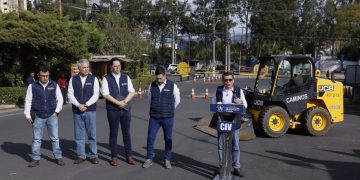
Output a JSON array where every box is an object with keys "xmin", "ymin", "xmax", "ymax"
[{"xmin": 212, "ymin": 18, "xmax": 221, "ymax": 65}]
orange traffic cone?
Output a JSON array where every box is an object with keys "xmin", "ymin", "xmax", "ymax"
[
  {"xmin": 191, "ymin": 88, "xmax": 195, "ymax": 100},
  {"xmin": 138, "ymin": 88, "xmax": 143, "ymax": 99},
  {"xmin": 193, "ymin": 77, "xmax": 197, "ymax": 84},
  {"xmin": 204, "ymin": 88, "xmax": 209, "ymax": 100},
  {"xmin": 203, "ymin": 77, "xmax": 206, "ymax": 84},
  {"xmin": 208, "ymin": 77, "xmax": 211, "ymax": 83}
]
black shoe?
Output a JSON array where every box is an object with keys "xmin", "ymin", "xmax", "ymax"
[
  {"xmin": 233, "ymin": 168, "xmax": 245, "ymax": 177},
  {"xmin": 28, "ymin": 160, "xmax": 40, "ymax": 168}
]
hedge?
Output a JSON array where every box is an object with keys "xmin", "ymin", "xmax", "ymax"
[
  {"xmin": 132, "ymin": 75, "xmax": 154, "ymax": 91},
  {"xmin": 0, "ymin": 87, "xmax": 27, "ymax": 105}
]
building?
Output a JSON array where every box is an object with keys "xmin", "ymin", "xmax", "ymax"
[{"xmin": 0, "ymin": 0, "xmax": 27, "ymax": 13}]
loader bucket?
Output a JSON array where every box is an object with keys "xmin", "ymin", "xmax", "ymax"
[{"xmin": 193, "ymin": 113, "xmax": 256, "ymax": 141}]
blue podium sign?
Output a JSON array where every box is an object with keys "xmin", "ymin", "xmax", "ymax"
[
  {"xmin": 210, "ymin": 104, "xmax": 245, "ymax": 114},
  {"xmin": 217, "ymin": 122, "xmax": 236, "ymax": 133}
]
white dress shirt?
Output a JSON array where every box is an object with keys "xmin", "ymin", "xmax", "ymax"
[
  {"xmin": 24, "ymin": 81, "xmax": 63, "ymax": 119},
  {"xmin": 147, "ymin": 79, "xmax": 180, "ymax": 108},
  {"xmin": 101, "ymin": 73, "xmax": 135, "ymax": 96},
  {"xmin": 67, "ymin": 75, "xmax": 100, "ymax": 107},
  {"xmin": 211, "ymin": 86, "xmax": 248, "ymax": 108}
]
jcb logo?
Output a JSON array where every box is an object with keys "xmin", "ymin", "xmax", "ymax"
[
  {"xmin": 254, "ymin": 100, "xmax": 264, "ymax": 106},
  {"xmin": 319, "ymin": 85, "xmax": 334, "ymax": 92}
]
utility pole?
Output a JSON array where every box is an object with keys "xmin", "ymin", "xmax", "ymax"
[
  {"xmin": 172, "ymin": 24, "xmax": 175, "ymax": 64},
  {"xmin": 212, "ymin": 18, "xmax": 221, "ymax": 65},
  {"xmin": 58, "ymin": 0, "xmax": 63, "ymax": 17}
]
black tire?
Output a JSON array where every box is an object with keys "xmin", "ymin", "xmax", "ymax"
[
  {"xmin": 258, "ymin": 106, "xmax": 290, "ymax": 138},
  {"xmin": 301, "ymin": 106, "xmax": 331, "ymax": 136}
]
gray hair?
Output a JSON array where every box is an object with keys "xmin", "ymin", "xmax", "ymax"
[{"xmin": 77, "ymin": 59, "xmax": 90, "ymax": 69}]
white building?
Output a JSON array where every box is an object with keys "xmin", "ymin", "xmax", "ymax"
[{"xmin": 0, "ymin": 0, "xmax": 27, "ymax": 13}]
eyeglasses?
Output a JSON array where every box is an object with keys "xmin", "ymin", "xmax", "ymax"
[{"xmin": 223, "ymin": 79, "xmax": 233, "ymax": 82}]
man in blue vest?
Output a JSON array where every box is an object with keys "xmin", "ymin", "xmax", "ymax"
[
  {"xmin": 142, "ymin": 66, "xmax": 180, "ymax": 169},
  {"xmin": 68, "ymin": 59, "xmax": 100, "ymax": 165},
  {"xmin": 24, "ymin": 67, "xmax": 64, "ymax": 167},
  {"xmin": 211, "ymin": 72, "xmax": 247, "ymax": 177},
  {"xmin": 101, "ymin": 58, "xmax": 136, "ymax": 166}
]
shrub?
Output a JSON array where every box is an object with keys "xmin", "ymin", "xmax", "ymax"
[
  {"xmin": 0, "ymin": 87, "xmax": 27, "ymax": 105},
  {"xmin": 132, "ymin": 75, "xmax": 154, "ymax": 91}
]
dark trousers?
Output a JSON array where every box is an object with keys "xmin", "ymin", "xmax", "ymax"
[
  {"xmin": 107, "ymin": 110, "xmax": 132, "ymax": 158},
  {"xmin": 146, "ymin": 117, "xmax": 174, "ymax": 160}
]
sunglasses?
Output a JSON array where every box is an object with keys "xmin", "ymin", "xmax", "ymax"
[{"xmin": 223, "ymin": 79, "xmax": 233, "ymax": 82}]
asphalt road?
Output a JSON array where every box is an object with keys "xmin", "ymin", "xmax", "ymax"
[{"xmin": 0, "ymin": 77, "xmax": 359, "ymax": 180}]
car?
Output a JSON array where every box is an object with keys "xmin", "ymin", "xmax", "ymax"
[{"xmin": 167, "ymin": 64, "xmax": 178, "ymax": 73}]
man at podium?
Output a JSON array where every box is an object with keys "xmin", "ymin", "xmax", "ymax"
[{"xmin": 212, "ymin": 72, "xmax": 248, "ymax": 177}]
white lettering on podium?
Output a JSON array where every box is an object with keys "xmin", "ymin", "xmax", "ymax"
[{"xmin": 220, "ymin": 123, "xmax": 232, "ymax": 131}]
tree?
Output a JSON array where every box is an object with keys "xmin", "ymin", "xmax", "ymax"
[
  {"xmin": 0, "ymin": 11, "xmax": 104, "ymax": 85},
  {"xmin": 335, "ymin": 3, "xmax": 360, "ymax": 60},
  {"xmin": 95, "ymin": 13, "xmax": 150, "ymax": 60}
]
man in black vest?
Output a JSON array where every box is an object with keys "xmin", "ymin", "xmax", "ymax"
[
  {"xmin": 24, "ymin": 67, "xmax": 64, "ymax": 167},
  {"xmin": 211, "ymin": 72, "xmax": 247, "ymax": 177},
  {"xmin": 142, "ymin": 66, "xmax": 180, "ymax": 169},
  {"xmin": 26, "ymin": 71, "xmax": 35, "ymax": 85},
  {"xmin": 101, "ymin": 58, "xmax": 136, "ymax": 166},
  {"xmin": 68, "ymin": 59, "xmax": 100, "ymax": 165}
]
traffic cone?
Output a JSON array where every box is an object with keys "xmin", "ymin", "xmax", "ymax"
[
  {"xmin": 204, "ymin": 88, "xmax": 209, "ymax": 100},
  {"xmin": 203, "ymin": 77, "xmax": 206, "ymax": 84},
  {"xmin": 138, "ymin": 88, "xmax": 143, "ymax": 99},
  {"xmin": 208, "ymin": 77, "xmax": 211, "ymax": 83},
  {"xmin": 193, "ymin": 77, "xmax": 197, "ymax": 84},
  {"xmin": 191, "ymin": 88, "xmax": 195, "ymax": 100}
]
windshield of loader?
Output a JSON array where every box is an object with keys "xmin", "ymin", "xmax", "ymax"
[
  {"xmin": 255, "ymin": 59, "xmax": 276, "ymax": 95},
  {"xmin": 277, "ymin": 59, "xmax": 313, "ymax": 88}
]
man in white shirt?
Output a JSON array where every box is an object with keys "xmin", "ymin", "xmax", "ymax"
[
  {"xmin": 142, "ymin": 66, "xmax": 180, "ymax": 169},
  {"xmin": 101, "ymin": 58, "xmax": 136, "ymax": 166},
  {"xmin": 24, "ymin": 67, "xmax": 64, "ymax": 167},
  {"xmin": 68, "ymin": 59, "xmax": 100, "ymax": 165},
  {"xmin": 211, "ymin": 72, "xmax": 247, "ymax": 177}
]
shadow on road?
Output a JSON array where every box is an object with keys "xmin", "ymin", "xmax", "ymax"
[
  {"xmin": 96, "ymin": 142, "xmax": 216, "ymax": 179},
  {"xmin": 244, "ymin": 150, "xmax": 360, "ymax": 180},
  {"xmin": 151, "ymin": 148, "xmax": 217, "ymax": 179},
  {"xmin": 1, "ymin": 141, "xmax": 32, "ymax": 162},
  {"xmin": 344, "ymin": 102, "xmax": 360, "ymax": 116}
]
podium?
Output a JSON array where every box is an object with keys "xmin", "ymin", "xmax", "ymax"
[{"xmin": 211, "ymin": 104, "xmax": 245, "ymax": 180}]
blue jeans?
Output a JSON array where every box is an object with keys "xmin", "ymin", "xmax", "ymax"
[
  {"xmin": 218, "ymin": 129, "xmax": 240, "ymax": 168},
  {"xmin": 107, "ymin": 110, "xmax": 132, "ymax": 158},
  {"xmin": 146, "ymin": 117, "xmax": 174, "ymax": 161},
  {"xmin": 32, "ymin": 115, "xmax": 62, "ymax": 160},
  {"xmin": 74, "ymin": 111, "xmax": 97, "ymax": 159}
]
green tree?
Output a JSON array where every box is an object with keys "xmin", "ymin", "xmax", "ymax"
[
  {"xmin": 96, "ymin": 13, "xmax": 150, "ymax": 60},
  {"xmin": 0, "ymin": 11, "xmax": 104, "ymax": 86}
]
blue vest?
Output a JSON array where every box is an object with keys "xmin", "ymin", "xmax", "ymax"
[
  {"xmin": 216, "ymin": 85, "xmax": 242, "ymax": 129},
  {"xmin": 150, "ymin": 80, "xmax": 175, "ymax": 118},
  {"xmin": 71, "ymin": 74, "xmax": 97, "ymax": 112},
  {"xmin": 31, "ymin": 80, "xmax": 58, "ymax": 118},
  {"xmin": 105, "ymin": 73, "xmax": 129, "ymax": 111}
]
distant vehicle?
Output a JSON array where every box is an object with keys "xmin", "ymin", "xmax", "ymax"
[{"xmin": 167, "ymin": 64, "xmax": 178, "ymax": 73}]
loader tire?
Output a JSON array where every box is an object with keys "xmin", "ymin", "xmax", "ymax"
[
  {"xmin": 259, "ymin": 106, "xmax": 290, "ymax": 138},
  {"xmin": 302, "ymin": 106, "xmax": 331, "ymax": 136}
]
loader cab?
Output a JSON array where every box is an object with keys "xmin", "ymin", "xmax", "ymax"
[{"xmin": 251, "ymin": 56, "xmax": 316, "ymax": 114}]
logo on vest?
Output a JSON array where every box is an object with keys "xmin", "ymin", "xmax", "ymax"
[
  {"xmin": 121, "ymin": 83, "xmax": 128, "ymax": 86},
  {"xmin": 47, "ymin": 87, "xmax": 55, "ymax": 90},
  {"xmin": 85, "ymin": 82, "xmax": 93, "ymax": 86},
  {"xmin": 163, "ymin": 89, "xmax": 171, "ymax": 92}
]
